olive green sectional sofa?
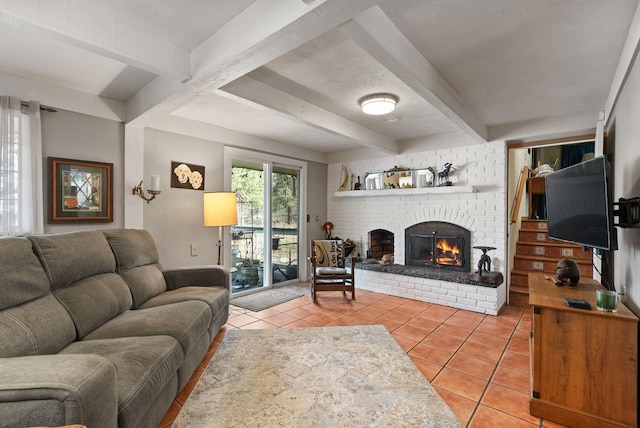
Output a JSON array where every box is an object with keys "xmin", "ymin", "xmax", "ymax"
[{"xmin": 0, "ymin": 229, "xmax": 230, "ymax": 428}]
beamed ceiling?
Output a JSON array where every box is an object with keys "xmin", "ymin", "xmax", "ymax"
[{"xmin": 0, "ymin": 0, "xmax": 637, "ymax": 159}]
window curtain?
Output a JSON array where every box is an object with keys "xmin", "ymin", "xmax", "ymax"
[
  {"xmin": 0, "ymin": 96, "xmax": 44, "ymax": 236},
  {"xmin": 561, "ymin": 141, "xmax": 595, "ymax": 168}
]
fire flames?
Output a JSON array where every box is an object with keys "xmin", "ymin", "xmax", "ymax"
[{"xmin": 436, "ymin": 239, "xmax": 461, "ymax": 265}]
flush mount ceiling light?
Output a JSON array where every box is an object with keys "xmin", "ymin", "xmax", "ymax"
[{"xmin": 359, "ymin": 93, "xmax": 399, "ymax": 115}]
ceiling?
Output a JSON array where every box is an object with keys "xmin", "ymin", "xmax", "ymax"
[{"xmin": 0, "ymin": 0, "xmax": 637, "ymax": 157}]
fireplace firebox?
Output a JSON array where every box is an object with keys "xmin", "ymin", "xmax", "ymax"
[
  {"xmin": 405, "ymin": 221, "xmax": 471, "ymax": 272},
  {"xmin": 368, "ymin": 229, "xmax": 394, "ymax": 259}
]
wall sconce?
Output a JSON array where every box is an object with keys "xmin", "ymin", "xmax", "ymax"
[{"xmin": 132, "ymin": 175, "xmax": 161, "ymax": 203}]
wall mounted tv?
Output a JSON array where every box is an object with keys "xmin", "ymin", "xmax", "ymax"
[{"xmin": 545, "ymin": 155, "xmax": 617, "ymax": 251}]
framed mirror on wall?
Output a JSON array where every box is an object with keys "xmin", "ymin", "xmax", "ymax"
[{"xmin": 48, "ymin": 157, "xmax": 113, "ymax": 223}]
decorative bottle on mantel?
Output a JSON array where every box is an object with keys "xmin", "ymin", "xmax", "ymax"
[{"xmin": 354, "ymin": 176, "xmax": 362, "ymax": 190}]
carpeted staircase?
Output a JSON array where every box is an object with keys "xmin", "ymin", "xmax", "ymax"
[{"xmin": 509, "ymin": 219, "xmax": 593, "ymax": 307}]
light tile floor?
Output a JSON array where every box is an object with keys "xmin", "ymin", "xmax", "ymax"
[{"xmin": 158, "ymin": 285, "xmax": 568, "ymax": 428}]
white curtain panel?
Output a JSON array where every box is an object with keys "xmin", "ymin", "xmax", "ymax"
[{"xmin": 0, "ymin": 96, "xmax": 44, "ymax": 236}]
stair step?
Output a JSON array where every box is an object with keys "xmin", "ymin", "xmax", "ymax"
[
  {"xmin": 520, "ymin": 219, "xmax": 549, "ymax": 231},
  {"xmin": 509, "ymin": 218, "xmax": 593, "ymax": 309},
  {"xmin": 518, "ymin": 229, "xmax": 553, "ymax": 243},
  {"xmin": 510, "ymin": 284, "xmax": 530, "ymax": 294},
  {"xmin": 515, "ymin": 241, "xmax": 592, "ymax": 260},
  {"xmin": 513, "ymin": 255, "xmax": 593, "ymax": 276},
  {"xmin": 508, "ymin": 288, "xmax": 530, "ymax": 308},
  {"xmin": 510, "ymin": 270, "xmax": 529, "ymax": 286}
]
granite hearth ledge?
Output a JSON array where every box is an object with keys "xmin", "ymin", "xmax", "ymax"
[
  {"xmin": 355, "ymin": 262, "xmax": 503, "ymax": 288},
  {"xmin": 354, "ymin": 262, "xmax": 506, "ymax": 315}
]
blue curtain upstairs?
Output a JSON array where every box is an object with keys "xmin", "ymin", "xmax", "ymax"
[{"xmin": 561, "ymin": 141, "xmax": 595, "ymax": 168}]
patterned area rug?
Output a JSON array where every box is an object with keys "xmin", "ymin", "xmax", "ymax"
[
  {"xmin": 231, "ymin": 289, "xmax": 306, "ymax": 312},
  {"xmin": 173, "ymin": 325, "xmax": 462, "ymax": 427}
]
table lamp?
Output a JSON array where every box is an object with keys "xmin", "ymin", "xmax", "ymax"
[{"xmin": 203, "ymin": 192, "xmax": 238, "ymax": 265}]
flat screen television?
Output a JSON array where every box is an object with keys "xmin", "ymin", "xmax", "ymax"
[{"xmin": 545, "ymin": 155, "xmax": 617, "ymax": 251}]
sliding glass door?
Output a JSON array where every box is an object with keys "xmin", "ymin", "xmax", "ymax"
[
  {"xmin": 271, "ymin": 164, "xmax": 300, "ymax": 285},
  {"xmin": 227, "ymin": 149, "xmax": 306, "ymax": 295}
]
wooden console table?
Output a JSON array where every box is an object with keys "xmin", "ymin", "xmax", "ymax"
[{"xmin": 528, "ymin": 272, "xmax": 638, "ymax": 427}]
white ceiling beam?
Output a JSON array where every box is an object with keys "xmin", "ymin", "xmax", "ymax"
[
  {"xmin": 222, "ymin": 76, "xmax": 399, "ymax": 154},
  {"xmin": 146, "ymin": 115, "xmax": 329, "ymax": 165},
  {"xmin": 127, "ymin": 0, "xmax": 386, "ymax": 125},
  {"xmin": 0, "ymin": 69, "xmax": 125, "ymax": 121},
  {"xmin": 0, "ymin": 3, "xmax": 190, "ymax": 81},
  {"xmin": 342, "ymin": 6, "xmax": 489, "ymax": 144}
]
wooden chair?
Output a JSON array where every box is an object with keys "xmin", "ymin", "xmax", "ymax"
[{"xmin": 308, "ymin": 239, "xmax": 355, "ymax": 301}]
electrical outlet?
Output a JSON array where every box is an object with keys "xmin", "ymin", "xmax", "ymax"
[{"xmin": 190, "ymin": 243, "xmax": 198, "ymax": 257}]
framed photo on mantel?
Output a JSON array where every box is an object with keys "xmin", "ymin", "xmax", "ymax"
[{"xmin": 48, "ymin": 157, "xmax": 113, "ymax": 223}]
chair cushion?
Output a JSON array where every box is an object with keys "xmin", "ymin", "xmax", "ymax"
[
  {"xmin": 313, "ymin": 240, "xmax": 344, "ymax": 268},
  {"xmin": 316, "ymin": 267, "xmax": 347, "ymax": 275}
]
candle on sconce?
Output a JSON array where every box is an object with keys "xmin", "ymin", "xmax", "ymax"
[{"xmin": 150, "ymin": 175, "xmax": 160, "ymax": 191}]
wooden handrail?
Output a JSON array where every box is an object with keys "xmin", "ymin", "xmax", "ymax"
[{"xmin": 510, "ymin": 165, "xmax": 529, "ymax": 224}]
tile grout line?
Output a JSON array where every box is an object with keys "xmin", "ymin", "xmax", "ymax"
[{"xmin": 464, "ymin": 309, "xmax": 529, "ymax": 427}]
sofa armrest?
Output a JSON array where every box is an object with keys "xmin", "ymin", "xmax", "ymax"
[
  {"xmin": 163, "ymin": 265, "xmax": 231, "ymax": 292},
  {"xmin": 0, "ymin": 354, "xmax": 117, "ymax": 428}
]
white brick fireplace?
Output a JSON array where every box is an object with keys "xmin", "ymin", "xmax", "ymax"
[{"xmin": 327, "ymin": 140, "xmax": 507, "ymax": 314}]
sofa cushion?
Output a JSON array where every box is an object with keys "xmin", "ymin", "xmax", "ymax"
[
  {"xmin": 0, "ymin": 237, "xmax": 49, "ymax": 310},
  {"xmin": 29, "ymin": 231, "xmax": 133, "ymax": 338},
  {"xmin": 29, "ymin": 231, "xmax": 117, "ymax": 288},
  {"xmin": 102, "ymin": 229, "xmax": 168, "ymax": 308},
  {"xmin": 61, "ymin": 336, "xmax": 183, "ymax": 428},
  {"xmin": 0, "ymin": 238, "xmax": 49, "ymax": 310},
  {"xmin": 0, "ymin": 237, "xmax": 76, "ymax": 357},
  {"xmin": 0, "ymin": 294, "xmax": 77, "ymax": 357},
  {"xmin": 139, "ymin": 286, "xmax": 229, "ymax": 320},
  {"xmin": 0, "ymin": 353, "xmax": 118, "ymax": 428},
  {"xmin": 83, "ymin": 300, "xmax": 212, "ymax": 357}
]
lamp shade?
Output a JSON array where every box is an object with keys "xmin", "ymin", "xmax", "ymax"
[{"xmin": 203, "ymin": 192, "xmax": 238, "ymax": 226}]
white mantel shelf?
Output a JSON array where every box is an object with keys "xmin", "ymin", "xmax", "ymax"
[{"xmin": 334, "ymin": 185, "xmax": 475, "ymax": 198}]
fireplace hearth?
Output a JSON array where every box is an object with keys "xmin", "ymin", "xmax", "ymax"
[{"xmin": 405, "ymin": 221, "xmax": 471, "ymax": 272}]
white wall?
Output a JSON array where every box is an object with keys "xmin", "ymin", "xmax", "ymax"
[
  {"xmin": 328, "ymin": 139, "xmax": 507, "ymax": 274},
  {"xmin": 507, "ymin": 147, "xmax": 532, "ymax": 291},
  {"xmin": 607, "ymin": 53, "xmax": 640, "ymax": 315}
]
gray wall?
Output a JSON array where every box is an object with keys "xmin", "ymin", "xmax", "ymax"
[
  {"xmin": 306, "ymin": 160, "xmax": 329, "ymax": 244},
  {"xmin": 37, "ymin": 110, "xmax": 330, "ymax": 271},
  {"xmin": 41, "ymin": 109, "xmax": 124, "ymax": 233},
  {"xmin": 607, "ymin": 51, "xmax": 640, "ymax": 316},
  {"xmin": 140, "ymin": 128, "xmax": 329, "ymax": 270},
  {"xmin": 142, "ymin": 128, "xmax": 226, "ymax": 268}
]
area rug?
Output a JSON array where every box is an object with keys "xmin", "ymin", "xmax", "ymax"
[
  {"xmin": 172, "ymin": 325, "xmax": 462, "ymax": 427},
  {"xmin": 231, "ymin": 288, "xmax": 306, "ymax": 311}
]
